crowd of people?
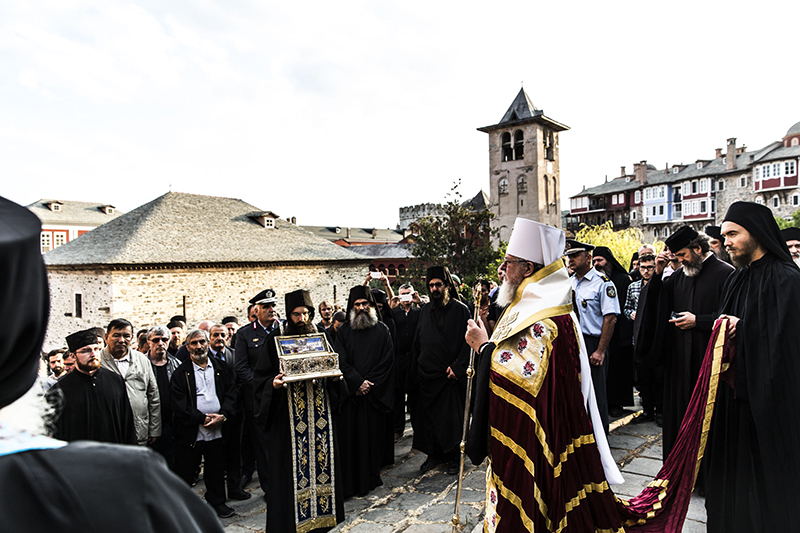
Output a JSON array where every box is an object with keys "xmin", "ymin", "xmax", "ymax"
[{"xmin": 3, "ymin": 194, "xmax": 800, "ymax": 532}]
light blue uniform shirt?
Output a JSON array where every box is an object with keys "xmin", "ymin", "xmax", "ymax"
[{"xmin": 571, "ymin": 267, "xmax": 620, "ymax": 336}]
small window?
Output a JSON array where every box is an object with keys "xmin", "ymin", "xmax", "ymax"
[
  {"xmin": 663, "ymin": 228, "xmax": 670, "ymax": 237},
  {"xmin": 755, "ymin": 196, "xmax": 764, "ymax": 205},
  {"xmin": 700, "ymin": 179, "xmax": 708, "ymax": 193},
  {"xmin": 722, "ymin": 157, "xmax": 727, "ymax": 164},
  {"xmin": 654, "ymin": 228, "xmax": 660, "ymax": 238},
  {"xmin": 792, "ymin": 194, "xmax": 799, "ymax": 206},
  {"xmin": 659, "ymin": 205, "xmax": 664, "ymax": 216},
  {"xmin": 673, "ymin": 167, "xmax": 679, "ymax": 174},
  {"xmin": 718, "ymin": 179, "xmax": 725, "ymax": 191},
  {"xmin": 792, "ymin": 138, "xmax": 799, "ymax": 147},
  {"xmin": 513, "ymin": 130, "xmax": 524, "ymax": 160},
  {"xmin": 785, "ymin": 161, "xmax": 796, "ymax": 176},
  {"xmin": 106, "ymin": 207, "xmax": 115, "ymax": 215},
  {"xmin": 764, "ymin": 166, "xmax": 770, "ymax": 178},
  {"xmin": 41, "ymin": 232, "xmax": 52, "ymax": 253},
  {"xmin": 264, "ymin": 218, "xmax": 275, "ymax": 228},
  {"xmin": 772, "ymin": 196, "xmax": 780, "ymax": 208},
  {"xmin": 635, "ymin": 191, "xmax": 641, "ymax": 203},
  {"xmin": 52, "ymin": 203, "xmax": 62, "ymax": 212},
  {"xmin": 75, "ymin": 293, "xmax": 83, "ymax": 319},
  {"xmin": 691, "ymin": 181, "xmax": 698, "ymax": 194},
  {"xmin": 54, "ymin": 233, "xmax": 66, "ymax": 248},
  {"xmin": 773, "ymin": 163, "xmax": 781, "ymax": 177},
  {"xmin": 517, "ymin": 176, "xmax": 527, "ymax": 193},
  {"xmin": 697, "ymin": 162, "xmax": 703, "ymax": 169},
  {"xmin": 498, "ymin": 178, "xmax": 509, "ymax": 195},
  {"xmin": 700, "ymin": 200, "xmax": 707, "ymax": 213},
  {"xmin": 631, "ymin": 210, "xmax": 637, "ymax": 220},
  {"xmin": 712, "ymin": 199, "xmax": 716, "ymax": 213},
  {"xmin": 710, "ymin": 180, "xmax": 716, "ymax": 192},
  {"xmin": 683, "ymin": 182, "xmax": 690, "ymax": 196},
  {"xmin": 738, "ymin": 175, "xmax": 748, "ymax": 188},
  {"xmin": 501, "ymin": 132, "xmax": 513, "ymax": 162}
]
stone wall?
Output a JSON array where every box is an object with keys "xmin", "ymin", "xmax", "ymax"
[{"xmin": 44, "ymin": 261, "xmax": 368, "ymax": 351}]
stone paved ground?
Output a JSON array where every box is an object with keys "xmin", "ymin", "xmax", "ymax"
[{"xmin": 200, "ymin": 408, "xmax": 707, "ymax": 532}]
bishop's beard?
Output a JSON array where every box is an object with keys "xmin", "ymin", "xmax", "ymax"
[
  {"xmin": 284, "ymin": 320, "xmax": 316, "ymax": 335},
  {"xmin": 682, "ymin": 253, "xmax": 704, "ymax": 278},
  {"xmin": 350, "ymin": 307, "xmax": 379, "ymax": 330},
  {"xmin": 496, "ymin": 280, "xmax": 520, "ymax": 308}
]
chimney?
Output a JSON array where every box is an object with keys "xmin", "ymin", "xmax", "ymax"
[
  {"xmin": 620, "ymin": 166, "xmax": 626, "ymax": 177},
  {"xmin": 372, "ymin": 228, "xmax": 378, "ymax": 239},
  {"xmin": 715, "ymin": 148, "xmax": 722, "ymax": 159},
  {"xmin": 726, "ymin": 138, "xmax": 736, "ymax": 170},
  {"xmin": 605, "ymin": 175, "xmax": 608, "ymax": 183},
  {"xmin": 291, "ymin": 216, "xmax": 296, "ymax": 224},
  {"xmin": 736, "ymin": 145, "xmax": 746, "ymax": 155},
  {"xmin": 346, "ymin": 227, "xmax": 351, "ymax": 239},
  {"xmin": 634, "ymin": 160, "xmax": 648, "ymax": 184}
]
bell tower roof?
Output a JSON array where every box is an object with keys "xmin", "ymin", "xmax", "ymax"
[{"xmin": 477, "ymin": 88, "xmax": 569, "ymax": 133}]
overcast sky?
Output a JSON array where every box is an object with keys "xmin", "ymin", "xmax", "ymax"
[{"xmin": 2, "ymin": 0, "xmax": 799, "ymax": 229}]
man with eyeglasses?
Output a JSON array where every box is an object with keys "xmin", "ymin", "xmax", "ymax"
[
  {"xmin": 234, "ymin": 289, "xmax": 280, "ymax": 494},
  {"xmin": 100, "ymin": 318, "xmax": 162, "ymax": 446},
  {"xmin": 52, "ymin": 329, "xmax": 137, "ymax": 445},
  {"xmin": 146, "ymin": 324, "xmax": 181, "ymax": 469},
  {"xmin": 623, "ymin": 254, "xmax": 663, "ymax": 425},
  {"xmin": 410, "ymin": 266, "xmax": 471, "ymax": 476}
]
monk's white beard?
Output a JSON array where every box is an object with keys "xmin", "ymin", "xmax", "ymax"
[
  {"xmin": 0, "ymin": 379, "xmax": 51, "ymax": 436},
  {"xmin": 350, "ymin": 307, "xmax": 378, "ymax": 330},
  {"xmin": 496, "ymin": 280, "xmax": 520, "ymax": 308},
  {"xmin": 794, "ymin": 256, "xmax": 800, "ymax": 268}
]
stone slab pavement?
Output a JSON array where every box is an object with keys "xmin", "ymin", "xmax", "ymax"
[{"xmin": 195, "ymin": 408, "xmax": 707, "ymax": 532}]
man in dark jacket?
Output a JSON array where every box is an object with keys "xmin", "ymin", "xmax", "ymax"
[{"xmin": 171, "ymin": 329, "xmax": 238, "ymax": 518}]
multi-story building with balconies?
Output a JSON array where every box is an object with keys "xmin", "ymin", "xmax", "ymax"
[{"xmin": 568, "ymin": 121, "xmax": 800, "ymax": 241}]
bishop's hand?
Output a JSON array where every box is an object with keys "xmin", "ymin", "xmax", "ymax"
[{"xmin": 466, "ymin": 318, "xmax": 488, "ymax": 352}]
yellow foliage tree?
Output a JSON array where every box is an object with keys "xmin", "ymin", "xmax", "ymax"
[{"xmin": 575, "ymin": 222, "xmax": 664, "ymax": 269}]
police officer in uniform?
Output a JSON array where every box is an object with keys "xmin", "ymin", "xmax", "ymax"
[
  {"xmin": 566, "ymin": 240, "xmax": 619, "ymax": 434},
  {"xmin": 234, "ymin": 289, "xmax": 281, "ymax": 494}
]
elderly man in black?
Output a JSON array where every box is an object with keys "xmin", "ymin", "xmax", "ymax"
[
  {"xmin": 410, "ymin": 266, "xmax": 471, "ymax": 475},
  {"xmin": 171, "ymin": 329, "xmax": 237, "ymax": 519},
  {"xmin": 334, "ymin": 286, "xmax": 395, "ymax": 497},
  {"xmin": 637, "ymin": 226, "xmax": 734, "ymax": 470}
]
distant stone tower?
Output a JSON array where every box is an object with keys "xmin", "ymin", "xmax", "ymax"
[{"xmin": 478, "ymin": 88, "xmax": 569, "ymax": 243}]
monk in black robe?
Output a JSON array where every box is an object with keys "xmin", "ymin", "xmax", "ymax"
[
  {"xmin": 639, "ymin": 226, "xmax": 733, "ymax": 462},
  {"xmin": 410, "ymin": 265, "xmax": 471, "ymax": 475},
  {"xmin": 52, "ymin": 329, "xmax": 137, "ymax": 445},
  {"xmin": 335, "ymin": 286, "xmax": 395, "ymax": 497},
  {"xmin": 254, "ymin": 289, "xmax": 345, "ymax": 533},
  {"xmin": 706, "ymin": 202, "xmax": 800, "ymax": 532},
  {"xmin": 592, "ymin": 246, "xmax": 634, "ymax": 413}
]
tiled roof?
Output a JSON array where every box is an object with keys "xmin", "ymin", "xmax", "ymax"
[
  {"xmin": 753, "ymin": 144, "xmax": 800, "ymax": 164},
  {"xmin": 499, "ymin": 88, "xmax": 540, "ymax": 124},
  {"xmin": 27, "ymin": 199, "xmax": 123, "ymax": 226},
  {"xmin": 300, "ymin": 225, "xmax": 404, "ymax": 243},
  {"xmin": 347, "ymin": 244, "xmax": 414, "ymax": 259},
  {"xmin": 44, "ymin": 192, "xmax": 367, "ymax": 266}
]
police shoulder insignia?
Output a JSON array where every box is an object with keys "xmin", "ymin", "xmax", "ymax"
[
  {"xmin": 600, "ymin": 274, "xmax": 610, "ymax": 282},
  {"xmin": 606, "ymin": 286, "xmax": 616, "ymax": 298}
]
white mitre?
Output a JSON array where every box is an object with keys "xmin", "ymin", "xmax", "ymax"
[{"xmin": 506, "ymin": 217, "xmax": 565, "ymax": 265}]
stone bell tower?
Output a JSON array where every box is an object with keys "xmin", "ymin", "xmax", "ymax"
[{"xmin": 477, "ymin": 88, "xmax": 569, "ymax": 243}]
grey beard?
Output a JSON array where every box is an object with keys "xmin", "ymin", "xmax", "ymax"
[
  {"xmin": 496, "ymin": 280, "xmax": 520, "ymax": 307},
  {"xmin": 682, "ymin": 261, "xmax": 703, "ymax": 278},
  {"xmin": 794, "ymin": 256, "xmax": 800, "ymax": 269},
  {"xmin": 350, "ymin": 307, "xmax": 378, "ymax": 330}
]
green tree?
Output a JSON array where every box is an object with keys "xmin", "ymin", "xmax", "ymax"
[
  {"xmin": 402, "ymin": 182, "xmax": 503, "ymax": 298},
  {"xmin": 775, "ymin": 210, "xmax": 800, "ymax": 229}
]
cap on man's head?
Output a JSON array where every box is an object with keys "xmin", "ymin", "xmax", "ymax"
[
  {"xmin": 664, "ymin": 226, "xmax": 699, "ymax": 253},
  {"xmin": 507, "ymin": 217, "xmax": 566, "ymax": 265},
  {"xmin": 170, "ymin": 315, "xmax": 187, "ymax": 323},
  {"xmin": 249, "ymin": 288, "xmax": 277, "ymax": 305},
  {"xmin": 167, "ymin": 320, "xmax": 184, "ymax": 330},
  {"xmin": 221, "ymin": 316, "xmax": 238, "ymax": 325},
  {"xmin": 705, "ymin": 226, "xmax": 722, "ymax": 241},
  {"xmin": 66, "ymin": 329, "xmax": 100, "ymax": 353},
  {"xmin": 285, "ymin": 289, "xmax": 315, "ymax": 320},
  {"xmin": 724, "ymin": 201, "xmax": 792, "ymax": 263},
  {"xmin": 781, "ymin": 227, "xmax": 800, "ymax": 242},
  {"xmin": 564, "ymin": 239, "xmax": 595, "ymax": 256}
]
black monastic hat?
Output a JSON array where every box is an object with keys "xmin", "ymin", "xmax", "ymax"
[
  {"xmin": 781, "ymin": 227, "xmax": 800, "ymax": 242},
  {"xmin": 705, "ymin": 226, "xmax": 722, "ymax": 241},
  {"xmin": 664, "ymin": 225, "xmax": 698, "ymax": 253},
  {"xmin": 285, "ymin": 289, "xmax": 315, "ymax": 321},
  {"xmin": 221, "ymin": 316, "xmax": 239, "ymax": 325},
  {"xmin": 167, "ymin": 320, "xmax": 184, "ymax": 330},
  {"xmin": 0, "ymin": 197, "xmax": 50, "ymax": 410},
  {"xmin": 592, "ymin": 246, "xmax": 628, "ymax": 276},
  {"xmin": 66, "ymin": 329, "xmax": 100, "ymax": 352}
]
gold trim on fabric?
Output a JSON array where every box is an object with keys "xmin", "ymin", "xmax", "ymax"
[
  {"xmin": 491, "ymin": 318, "xmax": 558, "ymax": 397},
  {"xmin": 296, "ymin": 516, "xmax": 338, "ymax": 533},
  {"xmin": 489, "ymin": 382, "xmax": 596, "ymax": 478},
  {"xmin": 492, "ymin": 471, "xmax": 537, "ymax": 532},
  {"xmin": 555, "ymin": 481, "xmax": 613, "ymax": 533},
  {"xmin": 693, "ymin": 318, "xmax": 727, "ymax": 486}
]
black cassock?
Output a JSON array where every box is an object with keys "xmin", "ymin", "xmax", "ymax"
[
  {"xmin": 606, "ymin": 269, "xmax": 634, "ymax": 408},
  {"xmin": 0, "ymin": 442, "xmax": 223, "ymax": 532},
  {"xmin": 638, "ymin": 254, "xmax": 733, "ymax": 460},
  {"xmin": 706, "ymin": 253, "xmax": 800, "ymax": 532},
  {"xmin": 51, "ymin": 367, "xmax": 137, "ymax": 445},
  {"xmin": 253, "ymin": 328, "xmax": 345, "ymax": 533},
  {"xmin": 409, "ymin": 299, "xmax": 471, "ymax": 457},
  {"xmin": 334, "ymin": 321, "xmax": 394, "ymax": 497}
]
